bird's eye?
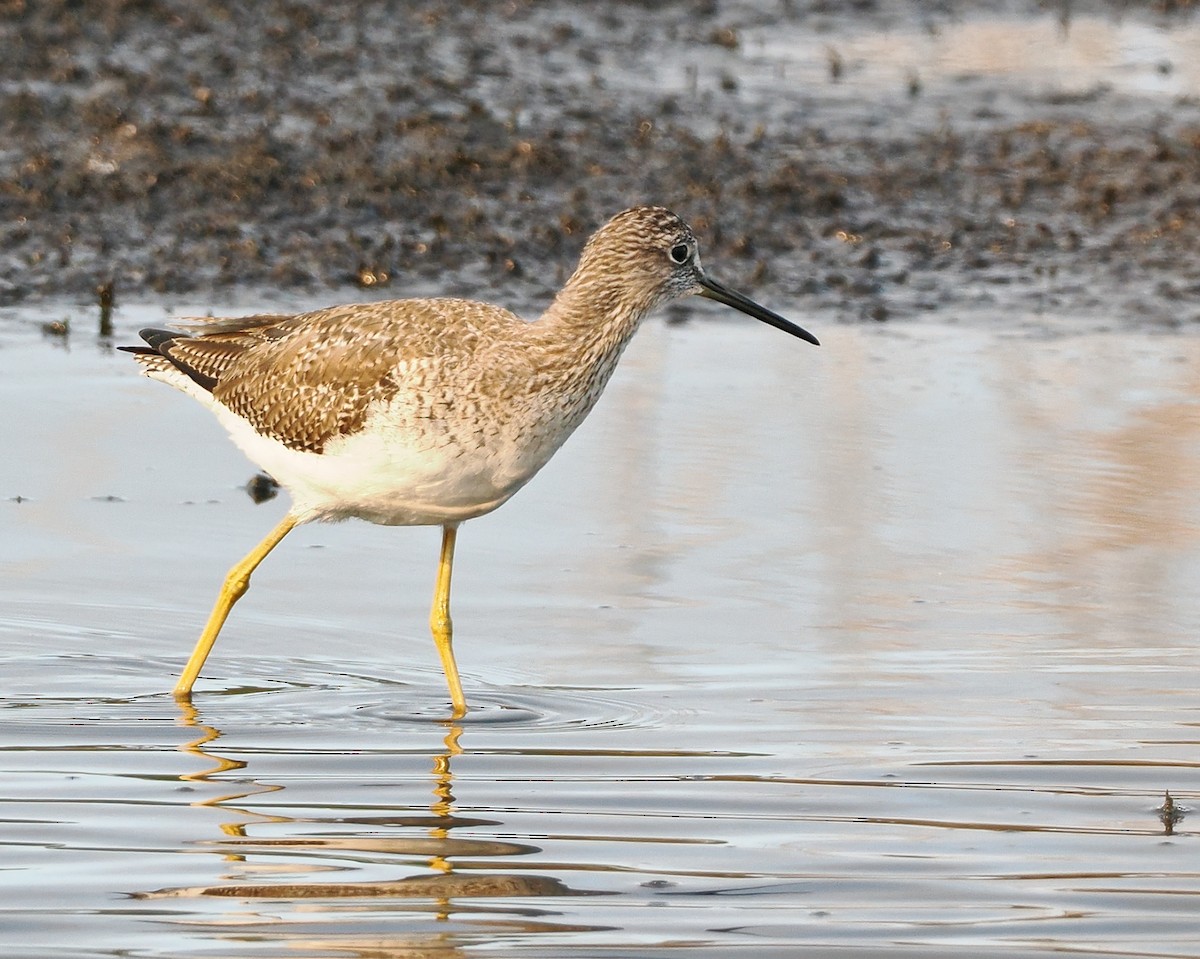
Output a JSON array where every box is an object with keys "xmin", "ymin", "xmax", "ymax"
[{"xmin": 669, "ymin": 243, "xmax": 691, "ymax": 264}]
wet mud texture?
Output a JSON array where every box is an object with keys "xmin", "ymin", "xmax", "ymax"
[{"xmin": 1, "ymin": 0, "xmax": 1198, "ymax": 327}]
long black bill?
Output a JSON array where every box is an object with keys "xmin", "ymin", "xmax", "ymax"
[{"xmin": 697, "ymin": 274, "xmax": 820, "ymax": 346}]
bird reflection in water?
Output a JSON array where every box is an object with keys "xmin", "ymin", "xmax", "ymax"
[{"xmin": 139, "ymin": 700, "xmax": 591, "ymax": 956}]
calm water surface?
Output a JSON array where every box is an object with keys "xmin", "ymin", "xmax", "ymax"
[{"xmin": 2, "ymin": 302, "xmax": 1199, "ymax": 957}]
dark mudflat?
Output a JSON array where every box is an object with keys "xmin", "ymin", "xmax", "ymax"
[{"xmin": 0, "ymin": 0, "xmax": 1198, "ymax": 328}]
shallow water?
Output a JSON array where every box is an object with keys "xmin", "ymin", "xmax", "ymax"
[
  {"xmin": 760, "ymin": 11, "xmax": 1200, "ymax": 101},
  {"xmin": 2, "ymin": 301, "xmax": 1200, "ymax": 957},
  {"xmin": 651, "ymin": 10, "xmax": 1200, "ymax": 135}
]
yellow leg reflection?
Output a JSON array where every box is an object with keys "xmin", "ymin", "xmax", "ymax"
[
  {"xmin": 175, "ymin": 513, "xmax": 298, "ymax": 699},
  {"xmin": 174, "ymin": 699, "xmax": 286, "ymax": 846},
  {"xmin": 428, "ymin": 722, "xmax": 464, "ymax": 876}
]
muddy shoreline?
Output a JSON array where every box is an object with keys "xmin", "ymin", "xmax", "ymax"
[{"xmin": 2, "ymin": 0, "xmax": 1198, "ymax": 327}]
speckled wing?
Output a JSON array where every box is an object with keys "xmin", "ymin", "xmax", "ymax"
[{"xmin": 131, "ymin": 300, "xmax": 520, "ymax": 455}]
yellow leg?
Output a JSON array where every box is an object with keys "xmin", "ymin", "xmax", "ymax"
[
  {"xmin": 430, "ymin": 524, "xmax": 467, "ymax": 717},
  {"xmin": 174, "ymin": 514, "xmax": 298, "ymax": 699}
]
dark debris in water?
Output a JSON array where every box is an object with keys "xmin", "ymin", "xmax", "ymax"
[
  {"xmin": 1159, "ymin": 790, "xmax": 1187, "ymax": 835},
  {"xmin": 0, "ymin": 1, "xmax": 1198, "ymax": 328},
  {"xmin": 244, "ymin": 472, "xmax": 280, "ymax": 504},
  {"xmin": 40, "ymin": 317, "xmax": 69, "ymax": 338},
  {"xmin": 96, "ymin": 278, "xmax": 115, "ymax": 336}
]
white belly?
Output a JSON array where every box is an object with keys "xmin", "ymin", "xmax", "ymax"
[{"xmin": 212, "ymin": 395, "xmax": 559, "ymax": 526}]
